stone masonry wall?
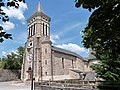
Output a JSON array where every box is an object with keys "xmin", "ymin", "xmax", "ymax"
[
  {"xmin": 53, "ymin": 51, "xmax": 76, "ymax": 76},
  {"xmin": 0, "ymin": 69, "xmax": 20, "ymax": 82}
]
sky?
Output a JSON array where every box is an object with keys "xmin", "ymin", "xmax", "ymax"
[{"xmin": 0, "ymin": 0, "xmax": 92, "ymax": 58}]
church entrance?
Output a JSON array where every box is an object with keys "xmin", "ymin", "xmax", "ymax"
[{"xmin": 26, "ymin": 67, "xmax": 32, "ymax": 80}]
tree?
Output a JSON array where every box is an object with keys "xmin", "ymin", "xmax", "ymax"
[
  {"xmin": 16, "ymin": 46, "xmax": 24, "ymax": 69},
  {"xmin": 0, "ymin": 58, "xmax": 2, "ymax": 68},
  {"xmin": 0, "ymin": 0, "xmax": 25, "ymax": 43},
  {"xmin": 75, "ymin": 0, "xmax": 120, "ymax": 81},
  {"xmin": 0, "ymin": 46, "xmax": 24, "ymax": 69}
]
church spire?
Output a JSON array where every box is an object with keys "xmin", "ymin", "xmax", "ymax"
[{"xmin": 34, "ymin": 1, "xmax": 44, "ymax": 13}]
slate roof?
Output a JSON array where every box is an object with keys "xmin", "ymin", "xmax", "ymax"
[
  {"xmin": 84, "ymin": 72, "xmax": 97, "ymax": 80},
  {"xmin": 34, "ymin": 1, "xmax": 44, "ymax": 14},
  {"xmin": 27, "ymin": 1, "xmax": 50, "ymax": 22},
  {"xmin": 52, "ymin": 46, "xmax": 84, "ymax": 60}
]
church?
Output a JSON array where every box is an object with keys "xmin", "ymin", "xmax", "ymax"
[{"xmin": 21, "ymin": 2, "xmax": 91, "ymax": 82}]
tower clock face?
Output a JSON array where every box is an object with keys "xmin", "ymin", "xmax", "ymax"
[{"xmin": 28, "ymin": 41, "xmax": 33, "ymax": 47}]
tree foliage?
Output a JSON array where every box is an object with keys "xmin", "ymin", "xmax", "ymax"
[
  {"xmin": 0, "ymin": 0, "xmax": 25, "ymax": 43},
  {"xmin": 75, "ymin": 0, "xmax": 120, "ymax": 81},
  {"xmin": 0, "ymin": 46, "xmax": 24, "ymax": 69}
]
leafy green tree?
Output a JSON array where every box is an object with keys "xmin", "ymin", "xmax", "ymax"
[
  {"xmin": 16, "ymin": 46, "xmax": 24, "ymax": 69},
  {"xmin": 0, "ymin": 58, "xmax": 2, "ymax": 68},
  {"xmin": 0, "ymin": 46, "xmax": 24, "ymax": 69},
  {"xmin": 5, "ymin": 53, "xmax": 16, "ymax": 69},
  {"xmin": 0, "ymin": 0, "xmax": 25, "ymax": 43},
  {"xmin": 75, "ymin": 0, "xmax": 120, "ymax": 81}
]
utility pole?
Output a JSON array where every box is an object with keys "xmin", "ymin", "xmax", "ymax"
[
  {"xmin": 51, "ymin": 50, "xmax": 54, "ymax": 81},
  {"xmin": 31, "ymin": 39, "xmax": 34, "ymax": 90}
]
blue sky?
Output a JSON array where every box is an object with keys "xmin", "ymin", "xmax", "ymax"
[{"xmin": 0, "ymin": 0, "xmax": 92, "ymax": 58}]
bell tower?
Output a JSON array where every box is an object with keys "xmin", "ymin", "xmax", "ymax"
[
  {"xmin": 27, "ymin": 2, "xmax": 51, "ymax": 39},
  {"xmin": 21, "ymin": 1, "xmax": 52, "ymax": 82}
]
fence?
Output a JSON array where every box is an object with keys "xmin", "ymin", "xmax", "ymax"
[
  {"xmin": 35, "ymin": 79, "xmax": 98, "ymax": 90},
  {"xmin": 35, "ymin": 79, "xmax": 120, "ymax": 90}
]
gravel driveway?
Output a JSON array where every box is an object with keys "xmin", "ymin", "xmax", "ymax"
[{"xmin": 0, "ymin": 81, "xmax": 30, "ymax": 90}]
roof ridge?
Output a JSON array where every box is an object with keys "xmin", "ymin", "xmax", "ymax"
[{"xmin": 52, "ymin": 46, "xmax": 84, "ymax": 60}]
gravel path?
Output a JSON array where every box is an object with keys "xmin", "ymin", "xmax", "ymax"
[{"xmin": 0, "ymin": 81, "xmax": 30, "ymax": 90}]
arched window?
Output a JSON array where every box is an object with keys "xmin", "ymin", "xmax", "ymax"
[
  {"xmin": 45, "ymin": 48, "xmax": 47, "ymax": 53},
  {"xmin": 45, "ymin": 72, "xmax": 47, "ymax": 76},
  {"xmin": 28, "ymin": 67, "xmax": 31, "ymax": 71},
  {"xmin": 43, "ymin": 23, "xmax": 44, "ymax": 35},
  {"xmin": 30, "ymin": 27, "xmax": 32, "ymax": 36},
  {"xmin": 32, "ymin": 24, "xmax": 35, "ymax": 35},
  {"xmin": 72, "ymin": 60, "xmax": 74, "ymax": 68},
  {"xmin": 62, "ymin": 58, "xmax": 64, "ymax": 69},
  {"xmin": 46, "ymin": 24, "xmax": 47, "ymax": 36},
  {"xmin": 31, "ymin": 25, "xmax": 33, "ymax": 36},
  {"xmin": 29, "ymin": 27, "xmax": 30, "ymax": 37},
  {"xmin": 45, "ymin": 60, "xmax": 47, "ymax": 65}
]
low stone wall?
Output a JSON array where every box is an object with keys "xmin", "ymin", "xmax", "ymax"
[
  {"xmin": 34, "ymin": 79, "xmax": 98, "ymax": 90},
  {"xmin": 0, "ymin": 68, "xmax": 21, "ymax": 82}
]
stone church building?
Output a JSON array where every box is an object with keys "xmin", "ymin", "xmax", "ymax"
[{"xmin": 21, "ymin": 2, "xmax": 91, "ymax": 82}]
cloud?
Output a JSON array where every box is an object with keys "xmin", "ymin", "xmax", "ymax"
[
  {"xmin": 80, "ymin": 31, "xmax": 83, "ymax": 35},
  {"xmin": 2, "ymin": 49, "xmax": 18, "ymax": 57},
  {"xmin": 1, "ymin": 2, "xmax": 28, "ymax": 24},
  {"xmin": 50, "ymin": 34, "xmax": 60, "ymax": 43},
  {"xmin": 52, "ymin": 19, "xmax": 62, "ymax": 25},
  {"xmin": 59, "ymin": 22, "xmax": 82, "ymax": 36},
  {"xmin": 0, "ymin": 21, "xmax": 15, "ymax": 30},
  {"xmin": 50, "ymin": 22, "xmax": 82, "ymax": 44},
  {"xmin": 66, "ymin": 22, "xmax": 82, "ymax": 31},
  {"xmin": 2, "ymin": 51, "xmax": 7, "ymax": 56},
  {"xmin": 12, "ymin": 32, "xmax": 27, "ymax": 44},
  {"xmin": 17, "ymin": 32, "xmax": 27, "ymax": 41},
  {"xmin": 56, "ymin": 43, "xmax": 89, "ymax": 55},
  {"xmin": 10, "ymin": 49, "xmax": 18, "ymax": 54}
]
